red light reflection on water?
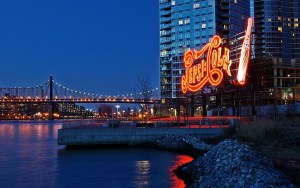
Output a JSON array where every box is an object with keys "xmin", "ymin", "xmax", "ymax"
[{"xmin": 169, "ymin": 155, "xmax": 193, "ymax": 188}]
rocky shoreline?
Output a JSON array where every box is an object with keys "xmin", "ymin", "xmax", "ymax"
[{"xmin": 154, "ymin": 134, "xmax": 296, "ymax": 188}]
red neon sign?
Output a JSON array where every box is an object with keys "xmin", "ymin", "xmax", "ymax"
[
  {"xmin": 181, "ymin": 35, "xmax": 232, "ymax": 94},
  {"xmin": 181, "ymin": 18, "xmax": 253, "ymax": 93}
]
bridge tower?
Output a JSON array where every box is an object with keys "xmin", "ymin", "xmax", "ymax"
[{"xmin": 48, "ymin": 75, "xmax": 54, "ymax": 120}]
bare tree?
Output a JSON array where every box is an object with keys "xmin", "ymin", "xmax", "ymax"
[
  {"xmin": 135, "ymin": 73, "xmax": 152, "ymax": 100},
  {"xmin": 134, "ymin": 73, "xmax": 153, "ymax": 121}
]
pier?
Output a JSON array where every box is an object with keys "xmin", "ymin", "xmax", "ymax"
[{"xmin": 57, "ymin": 118, "xmax": 233, "ymax": 146}]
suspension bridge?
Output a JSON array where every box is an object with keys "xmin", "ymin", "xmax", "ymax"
[
  {"xmin": 0, "ymin": 76, "xmax": 160, "ymax": 119},
  {"xmin": 0, "ymin": 76, "xmax": 160, "ymax": 104}
]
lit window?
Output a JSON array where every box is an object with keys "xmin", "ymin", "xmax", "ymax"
[
  {"xmin": 278, "ymin": 17, "xmax": 282, "ymax": 21},
  {"xmin": 172, "ymin": 1, "xmax": 175, "ymax": 6},
  {"xmin": 179, "ymin": 20, "xmax": 183, "ymax": 25},
  {"xmin": 295, "ymin": 18, "xmax": 298, "ymax": 22},
  {"xmin": 234, "ymin": 0, "xmax": 237, "ymax": 4},
  {"xmin": 295, "ymin": 23, "xmax": 299, "ymax": 28},
  {"xmin": 202, "ymin": 23, "xmax": 206, "ymax": 29},
  {"xmin": 185, "ymin": 18, "xmax": 190, "ymax": 24},
  {"xmin": 267, "ymin": 18, "xmax": 272, "ymax": 22},
  {"xmin": 193, "ymin": 3, "xmax": 200, "ymax": 8},
  {"xmin": 288, "ymin": 18, "xmax": 291, "ymax": 21},
  {"xmin": 278, "ymin": 27, "xmax": 282, "ymax": 32}
]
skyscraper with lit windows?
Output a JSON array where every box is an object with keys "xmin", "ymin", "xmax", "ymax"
[
  {"xmin": 159, "ymin": 0, "xmax": 250, "ymax": 106},
  {"xmin": 251, "ymin": 0, "xmax": 300, "ymax": 104}
]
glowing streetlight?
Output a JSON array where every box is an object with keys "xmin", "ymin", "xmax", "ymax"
[
  {"xmin": 122, "ymin": 110, "xmax": 125, "ymax": 120},
  {"xmin": 131, "ymin": 109, "xmax": 134, "ymax": 120},
  {"xmin": 116, "ymin": 105, "xmax": 120, "ymax": 118}
]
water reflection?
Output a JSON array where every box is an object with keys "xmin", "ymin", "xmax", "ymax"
[
  {"xmin": 0, "ymin": 121, "xmax": 62, "ymax": 139},
  {"xmin": 169, "ymin": 155, "xmax": 194, "ymax": 188},
  {"xmin": 134, "ymin": 160, "xmax": 151, "ymax": 187},
  {"xmin": 0, "ymin": 121, "xmax": 63, "ymax": 188},
  {"xmin": 0, "ymin": 122, "xmax": 194, "ymax": 188}
]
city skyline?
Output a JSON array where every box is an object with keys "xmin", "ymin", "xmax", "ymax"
[{"xmin": 0, "ymin": 1, "xmax": 159, "ymax": 96}]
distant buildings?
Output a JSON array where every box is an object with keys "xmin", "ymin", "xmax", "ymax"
[{"xmin": 0, "ymin": 102, "xmax": 94, "ymax": 120}]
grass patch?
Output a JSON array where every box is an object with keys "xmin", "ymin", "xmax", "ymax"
[
  {"xmin": 235, "ymin": 118, "xmax": 282, "ymax": 143},
  {"xmin": 233, "ymin": 117, "xmax": 300, "ymax": 186}
]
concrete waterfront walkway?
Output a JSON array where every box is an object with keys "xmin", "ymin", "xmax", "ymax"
[{"xmin": 58, "ymin": 120, "xmax": 228, "ymax": 146}]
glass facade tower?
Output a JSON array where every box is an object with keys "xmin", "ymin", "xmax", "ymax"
[
  {"xmin": 253, "ymin": 0, "xmax": 300, "ymax": 103},
  {"xmin": 159, "ymin": 0, "xmax": 250, "ymax": 105},
  {"xmin": 254, "ymin": 0, "xmax": 300, "ymax": 64}
]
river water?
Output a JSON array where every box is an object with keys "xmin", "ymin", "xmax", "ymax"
[{"xmin": 0, "ymin": 121, "xmax": 193, "ymax": 188}]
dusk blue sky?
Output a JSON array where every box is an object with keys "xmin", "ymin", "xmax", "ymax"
[{"xmin": 0, "ymin": 1, "xmax": 159, "ymax": 96}]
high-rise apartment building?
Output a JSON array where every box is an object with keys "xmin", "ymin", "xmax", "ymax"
[
  {"xmin": 159, "ymin": 0, "xmax": 250, "ymax": 106},
  {"xmin": 252, "ymin": 0, "xmax": 300, "ymax": 104}
]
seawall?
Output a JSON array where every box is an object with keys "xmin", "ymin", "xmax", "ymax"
[{"xmin": 58, "ymin": 127, "xmax": 225, "ymax": 146}]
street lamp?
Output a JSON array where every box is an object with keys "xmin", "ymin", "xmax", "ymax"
[
  {"xmin": 131, "ymin": 109, "xmax": 134, "ymax": 121},
  {"xmin": 116, "ymin": 105, "xmax": 120, "ymax": 118}
]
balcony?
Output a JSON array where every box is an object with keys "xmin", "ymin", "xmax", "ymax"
[
  {"xmin": 160, "ymin": 60, "xmax": 172, "ymax": 65},
  {"xmin": 161, "ymin": 87, "xmax": 172, "ymax": 92},
  {"xmin": 221, "ymin": 12, "xmax": 229, "ymax": 18},
  {"xmin": 160, "ymin": 17, "xmax": 171, "ymax": 23},
  {"xmin": 222, "ymin": 20, "xmax": 229, "ymax": 25},
  {"xmin": 160, "ymin": 24, "xmax": 171, "ymax": 30},
  {"xmin": 255, "ymin": 8, "xmax": 264, "ymax": 13},
  {"xmin": 161, "ymin": 10, "xmax": 171, "ymax": 16},
  {"xmin": 160, "ymin": 74, "xmax": 172, "ymax": 80},
  {"xmin": 255, "ymin": 0, "xmax": 264, "ymax": 5},
  {"xmin": 160, "ymin": 3, "xmax": 171, "ymax": 10},
  {"xmin": 160, "ymin": 30, "xmax": 171, "ymax": 37},
  {"xmin": 221, "ymin": 27, "xmax": 229, "ymax": 33},
  {"xmin": 221, "ymin": 5, "xmax": 229, "ymax": 10},
  {"xmin": 161, "ymin": 65, "xmax": 172, "ymax": 71},
  {"xmin": 160, "ymin": 37, "xmax": 171, "ymax": 44},
  {"xmin": 160, "ymin": 52, "xmax": 172, "ymax": 58},
  {"xmin": 160, "ymin": 44, "xmax": 171, "ymax": 50},
  {"xmin": 220, "ymin": 0, "xmax": 229, "ymax": 4}
]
